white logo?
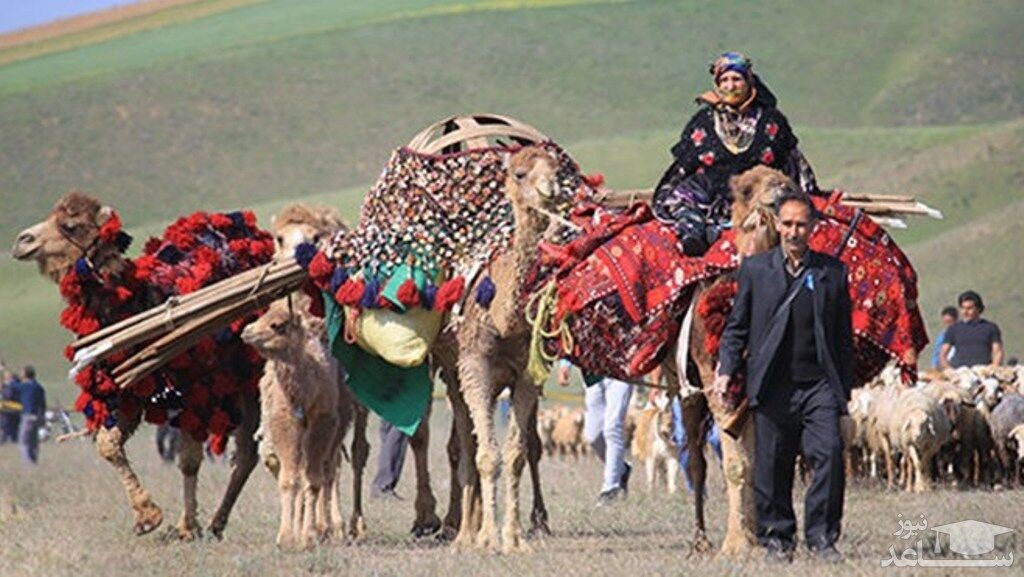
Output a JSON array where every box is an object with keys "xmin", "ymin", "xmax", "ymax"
[{"xmin": 882, "ymin": 515, "xmax": 1015, "ymax": 568}]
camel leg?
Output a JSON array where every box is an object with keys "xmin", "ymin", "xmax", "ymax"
[
  {"xmin": 712, "ymin": 407, "xmax": 757, "ymax": 558},
  {"xmin": 208, "ymin": 395, "xmax": 260, "ymax": 539},
  {"xmin": 95, "ymin": 422, "xmax": 164, "ymax": 535},
  {"xmin": 682, "ymin": 396, "xmax": 712, "ymax": 555},
  {"xmin": 301, "ymin": 415, "xmax": 338, "ymax": 549},
  {"xmin": 525, "ymin": 408, "xmax": 551, "ymax": 537},
  {"xmin": 460, "ymin": 357, "xmax": 500, "ymax": 552},
  {"xmin": 441, "ymin": 403, "xmax": 463, "ymax": 539},
  {"xmin": 449, "ymin": 383, "xmax": 481, "ymax": 547},
  {"xmin": 501, "ymin": 380, "xmax": 535, "ymax": 553},
  {"xmin": 348, "ymin": 401, "xmax": 369, "ymax": 540},
  {"xmin": 176, "ymin": 434, "xmax": 204, "ymax": 540},
  {"xmin": 409, "ymin": 404, "xmax": 442, "ymax": 537}
]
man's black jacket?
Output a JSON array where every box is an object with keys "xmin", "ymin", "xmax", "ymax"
[{"xmin": 717, "ymin": 247, "xmax": 854, "ymax": 411}]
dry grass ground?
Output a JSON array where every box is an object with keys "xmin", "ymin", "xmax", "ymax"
[{"xmin": 1, "ymin": 401, "xmax": 1021, "ymax": 577}]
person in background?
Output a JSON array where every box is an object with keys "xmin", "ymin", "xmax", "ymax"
[
  {"xmin": 17, "ymin": 365, "xmax": 47, "ymax": 464},
  {"xmin": 371, "ymin": 421, "xmax": 409, "ymax": 500},
  {"xmin": 558, "ymin": 361, "xmax": 633, "ymax": 505},
  {"xmin": 940, "ymin": 291, "xmax": 1003, "ymax": 369},
  {"xmin": 931, "ymin": 306, "xmax": 958, "ymax": 369},
  {"xmin": 1, "ymin": 369, "xmax": 23, "ymax": 445}
]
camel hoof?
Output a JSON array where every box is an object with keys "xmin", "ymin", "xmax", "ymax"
[
  {"xmin": 475, "ymin": 528, "xmax": 500, "ymax": 552},
  {"xmin": 347, "ymin": 516, "xmax": 366, "ymax": 541},
  {"xmin": 688, "ymin": 531, "xmax": 714, "ymax": 557},
  {"xmin": 528, "ymin": 510, "xmax": 551, "ymax": 537},
  {"xmin": 436, "ymin": 525, "xmax": 459, "ymax": 543},
  {"xmin": 177, "ymin": 526, "xmax": 202, "ymax": 541},
  {"xmin": 411, "ymin": 517, "xmax": 442, "ymax": 538},
  {"xmin": 502, "ymin": 538, "xmax": 532, "ymax": 554},
  {"xmin": 716, "ymin": 535, "xmax": 757, "ymax": 559},
  {"xmin": 205, "ymin": 524, "xmax": 225, "ymax": 541},
  {"xmin": 134, "ymin": 508, "xmax": 164, "ymax": 536}
]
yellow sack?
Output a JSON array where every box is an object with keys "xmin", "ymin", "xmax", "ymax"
[{"xmin": 349, "ymin": 306, "xmax": 443, "ymax": 368}]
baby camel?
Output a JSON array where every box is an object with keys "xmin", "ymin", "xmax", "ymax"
[{"xmin": 242, "ymin": 300, "xmax": 345, "ymax": 549}]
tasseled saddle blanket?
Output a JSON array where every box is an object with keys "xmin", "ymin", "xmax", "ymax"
[{"xmin": 528, "ymin": 192, "xmax": 928, "ymax": 388}]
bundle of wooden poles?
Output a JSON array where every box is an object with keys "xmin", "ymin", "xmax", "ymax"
[
  {"xmin": 68, "ymin": 257, "xmax": 307, "ymax": 389},
  {"xmin": 72, "ymin": 190, "xmax": 941, "ymax": 392}
]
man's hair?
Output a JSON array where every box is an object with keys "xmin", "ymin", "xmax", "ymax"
[
  {"xmin": 941, "ymin": 306, "xmax": 958, "ymax": 319},
  {"xmin": 773, "ymin": 188, "xmax": 816, "ymax": 218},
  {"xmin": 23, "ymin": 365, "xmax": 35, "ymax": 379},
  {"xmin": 957, "ymin": 290, "xmax": 984, "ymax": 312}
]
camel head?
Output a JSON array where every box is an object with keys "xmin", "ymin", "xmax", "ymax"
[
  {"xmin": 728, "ymin": 166, "xmax": 796, "ymax": 257},
  {"xmin": 12, "ymin": 191, "xmax": 115, "ymax": 283},
  {"xmin": 271, "ymin": 204, "xmax": 346, "ymax": 258},
  {"xmin": 505, "ymin": 146, "xmax": 562, "ymax": 225},
  {"xmin": 240, "ymin": 299, "xmax": 306, "ymax": 360}
]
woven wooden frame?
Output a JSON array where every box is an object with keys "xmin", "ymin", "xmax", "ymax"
[{"xmin": 405, "ymin": 113, "xmax": 548, "ymax": 154}]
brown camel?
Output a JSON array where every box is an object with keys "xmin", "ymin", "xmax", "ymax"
[
  {"xmin": 10, "ymin": 192, "xmax": 260, "ymax": 540},
  {"xmin": 241, "ymin": 299, "xmax": 345, "ymax": 549},
  {"xmin": 669, "ymin": 166, "xmax": 798, "ymax": 557},
  {"xmin": 271, "ymin": 204, "xmax": 442, "ymax": 538},
  {"xmin": 430, "ymin": 146, "xmax": 560, "ymax": 553}
]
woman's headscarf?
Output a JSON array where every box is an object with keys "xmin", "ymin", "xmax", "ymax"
[{"xmin": 697, "ymin": 51, "xmax": 777, "ymax": 112}]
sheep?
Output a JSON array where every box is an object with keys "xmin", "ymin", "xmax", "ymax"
[
  {"xmin": 550, "ymin": 406, "xmax": 587, "ymax": 459},
  {"xmin": 887, "ymin": 389, "xmax": 951, "ymax": 492},
  {"xmin": 987, "ymin": 393, "xmax": 1024, "ymax": 487}
]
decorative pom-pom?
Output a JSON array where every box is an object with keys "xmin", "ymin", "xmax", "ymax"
[
  {"xmin": 434, "ymin": 277, "xmax": 465, "ymax": 312},
  {"xmin": 104, "ymin": 414, "xmax": 117, "ymax": 429},
  {"xmin": 114, "ymin": 231, "xmax": 133, "ymax": 253},
  {"xmin": 396, "ymin": 279, "xmax": 421, "ymax": 308},
  {"xmin": 584, "ymin": 173, "xmax": 605, "ymax": 188},
  {"xmin": 336, "ymin": 278, "xmax": 365, "ymax": 307},
  {"xmin": 156, "ymin": 245, "xmax": 184, "ymax": 264},
  {"xmin": 360, "ymin": 278, "xmax": 380, "ymax": 309},
  {"xmin": 74, "ymin": 258, "xmax": 92, "ymax": 277},
  {"xmin": 422, "ymin": 284, "xmax": 437, "ymax": 310},
  {"xmin": 329, "ymin": 267, "xmax": 349, "ymax": 293},
  {"xmin": 475, "ymin": 276, "xmax": 496, "ymax": 308},
  {"xmin": 295, "ymin": 242, "xmax": 319, "ymax": 270}
]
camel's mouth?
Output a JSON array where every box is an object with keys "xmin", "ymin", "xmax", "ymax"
[{"xmin": 11, "ymin": 243, "xmax": 39, "ymax": 261}]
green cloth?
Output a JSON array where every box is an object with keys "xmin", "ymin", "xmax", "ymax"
[{"xmin": 323, "ymin": 293, "xmax": 431, "ymax": 436}]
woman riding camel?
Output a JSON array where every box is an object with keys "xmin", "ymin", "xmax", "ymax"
[{"xmin": 653, "ymin": 52, "xmax": 822, "ymax": 255}]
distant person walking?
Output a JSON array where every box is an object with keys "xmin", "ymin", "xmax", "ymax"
[
  {"xmin": 371, "ymin": 421, "xmax": 409, "ymax": 500},
  {"xmin": 939, "ymin": 291, "xmax": 1003, "ymax": 369},
  {"xmin": 1, "ymin": 369, "xmax": 22, "ymax": 445},
  {"xmin": 931, "ymin": 306, "xmax": 958, "ymax": 369},
  {"xmin": 559, "ymin": 362, "xmax": 633, "ymax": 505},
  {"xmin": 16, "ymin": 365, "xmax": 47, "ymax": 464}
]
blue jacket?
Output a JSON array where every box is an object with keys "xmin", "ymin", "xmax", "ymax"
[{"xmin": 16, "ymin": 379, "xmax": 46, "ymax": 417}]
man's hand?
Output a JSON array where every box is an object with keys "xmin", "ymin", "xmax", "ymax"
[{"xmin": 711, "ymin": 373, "xmax": 730, "ymax": 401}]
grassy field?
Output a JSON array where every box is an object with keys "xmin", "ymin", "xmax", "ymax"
[{"xmin": 2, "ymin": 404, "xmax": 1022, "ymax": 577}]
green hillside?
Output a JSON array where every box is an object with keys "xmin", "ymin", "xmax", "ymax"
[{"xmin": 1, "ymin": 0, "xmax": 1022, "ymax": 392}]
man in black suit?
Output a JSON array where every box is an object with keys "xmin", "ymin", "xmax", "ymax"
[{"xmin": 712, "ymin": 186, "xmax": 853, "ymax": 563}]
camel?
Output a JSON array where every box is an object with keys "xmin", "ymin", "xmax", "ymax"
[
  {"xmin": 270, "ymin": 204, "xmax": 442, "ymax": 538},
  {"xmin": 668, "ymin": 166, "xmax": 804, "ymax": 556},
  {"xmin": 430, "ymin": 146, "xmax": 560, "ymax": 553},
  {"xmin": 11, "ymin": 192, "xmax": 261, "ymax": 540},
  {"xmin": 241, "ymin": 299, "xmax": 345, "ymax": 549}
]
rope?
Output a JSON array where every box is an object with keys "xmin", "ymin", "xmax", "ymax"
[{"xmin": 525, "ymin": 280, "xmax": 575, "ymax": 385}]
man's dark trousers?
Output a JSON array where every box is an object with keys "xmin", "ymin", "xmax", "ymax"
[
  {"xmin": 755, "ymin": 374, "xmax": 844, "ymax": 550},
  {"xmin": 372, "ymin": 421, "xmax": 408, "ymax": 494}
]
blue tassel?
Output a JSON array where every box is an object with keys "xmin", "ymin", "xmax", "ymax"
[
  {"xmin": 83, "ymin": 403, "xmax": 95, "ymax": 418},
  {"xmin": 294, "ymin": 242, "xmax": 317, "ymax": 269},
  {"xmin": 114, "ymin": 231, "xmax": 133, "ymax": 253},
  {"xmin": 329, "ymin": 267, "xmax": 349, "ymax": 294},
  {"xmin": 475, "ymin": 276, "xmax": 496, "ymax": 308},
  {"xmin": 104, "ymin": 414, "xmax": 117, "ymax": 429},
  {"xmin": 360, "ymin": 278, "xmax": 380, "ymax": 309},
  {"xmin": 156, "ymin": 245, "xmax": 184, "ymax": 264},
  {"xmin": 74, "ymin": 258, "xmax": 92, "ymax": 276},
  {"xmin": 422, "ymin": 284, "xmax": 437, "ymax": 310},
  {"xmin": 214, "ymin": 327, "xmax": 234, "ymax": 344},
  {"xmin": 227, "ymin": 211, "xmax": 246, "ymax": 230}
]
